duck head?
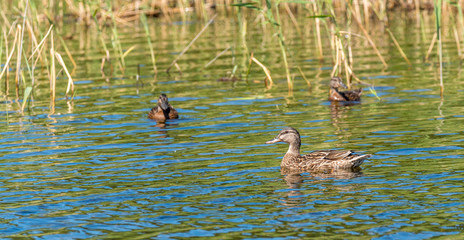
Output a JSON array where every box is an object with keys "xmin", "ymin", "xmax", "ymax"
[
  {"xmin": 330, "ymin": 77, "xmax": 347, "ymax": 89},
  {"xmin": 266, "ymin": 127, "xmax": 301, "ymax": 146},
  {"xmin": 158, "ymin": 94, "xmax": 170, "ymax": 111},
  {"xmin": 266, "ymin": 127, "xmax": 302, "ymax": 156}
]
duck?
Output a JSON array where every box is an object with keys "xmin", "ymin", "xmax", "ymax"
[
  {"xmin": 266, "ymin": 127, "xmax": 371, "ymax": 171},
  {"xmin": 148, "ymin": 94, "xmax": 179, "ymax": 122},
  {"xmin": 328, "ymin": 77, "xmax": 363, "ymax": 102}
]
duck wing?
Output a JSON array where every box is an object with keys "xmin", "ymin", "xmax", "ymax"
[
  {"xmin": 342, "ymin": 88, "xmax": 362, "ymax": 101},
  {"xmin": 148, "ymin": 106, "xmax": 160, "ymax": 119},
  {"xmin": 298, "ymin": 150, "xmax": 369, "ymax": 170},
  {"xmin": 169, "ymin": 106, "xmax": 179, "ymax": 119},
  {"xmin": 328, "ymin": 88, "xmax": 348, "ymax": 101},
  {"xmin": 304, "ymin": 150, "xmax": 353, "ymax": 160}
]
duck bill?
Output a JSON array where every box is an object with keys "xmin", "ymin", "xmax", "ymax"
[
  {"xmin": 159, "ymin": 101, "xmax": 169, "ymax": 111},
  {"xmin": 266, "ymin": 138, "xmax": 281, "ymax": 144}
]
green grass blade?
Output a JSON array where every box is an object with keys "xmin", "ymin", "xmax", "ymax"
[
  {"xmin": 140, "ymin": 13, "xmax": 157, "ymax": 74},
  {"xmin": 21, "ymin": 86, "xmax": 32, "ymax": 113},
  {"xmin": 230, "ymin": 3, "xmax": 260, "ymax": 10},
  {"xmin": 368, "ymin": 87, "xmax": 381, "ymax": 101}
]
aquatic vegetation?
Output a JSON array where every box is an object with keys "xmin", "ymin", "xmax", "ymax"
[
  {"xmin": 1, "ymin": 0, "xmax": 463, "ymax": 116},
  {"xmin": 140, "ymin": 13, "xmax": 158, "ymax": 76},
  {"xmin": 249, "ymin": 53, "xmax": 274, "ymax": 89},
  {"xmin": 2, "ymin": 2, "xmax": 464, "ymax": 239},
  {"xmin": 435, "ymin": 0, "xmax": 444, "ymax": 97},
  {"xmin": 0, "ymin": 0, "xmax": 75, "ymax": 115},
  {"xmin": 167, "ymin": 14, "xmax": 217, "ymax": 74},
  {"xmin": 232, "ymin": 0, "xmax": 297, "ymax": 94}
]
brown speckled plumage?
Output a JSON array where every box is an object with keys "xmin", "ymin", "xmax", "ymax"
[
  {"xmin": 266, "ymin": 127, "xmax": 371, "ymax": 171},
  {"xmin": 148, "ymin": 94, "xmax": 179, "ymax": 122},
  {"xmin": 328, "ymin": 77, "xmax": 363, "ymax": 102}
]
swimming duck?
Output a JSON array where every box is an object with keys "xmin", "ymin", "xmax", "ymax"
[
  {"xmin": 266, "ymin": 127, "xmax": 371, "ymax": 171},
  {"xmin": 328, "ymin": 77, "xmax": 363, "ymax": 102},
  {"xmin": 148, "ymin": 94, "xmax": 179, "ymax": 122}
]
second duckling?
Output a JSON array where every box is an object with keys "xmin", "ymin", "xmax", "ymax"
[
  {"xmin": 148, "ymin": 94, "xmax": 179, "ymax": 122},
  {"xmin": 328, "ymin": 77, "xmax": 363, "ymax": 102}
]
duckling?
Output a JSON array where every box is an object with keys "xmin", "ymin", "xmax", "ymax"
[
  {"xmin": 266, "ymin": 127, "xmax": 371, "ymax": 171},
  {"xmin": 329, "ymin": 77, "xmax": 363, "ymax": 102},
  {"xmin": 148, "ymin": 94, "xmax": 179, "ymax": 122}
]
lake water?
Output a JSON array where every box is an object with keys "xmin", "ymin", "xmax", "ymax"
[{"xmin": 1, "ymin": 10, "xmax": 464, "ymax": 239}]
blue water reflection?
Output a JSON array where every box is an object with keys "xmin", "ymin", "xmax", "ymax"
[{"xmin": 1, "ymin": 13, "xmax": 464, "ymax": 240}]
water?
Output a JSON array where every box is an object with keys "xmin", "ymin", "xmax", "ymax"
[{"xmin": 1, "ymin": 12, "xmax": 464, "ymax": 239}]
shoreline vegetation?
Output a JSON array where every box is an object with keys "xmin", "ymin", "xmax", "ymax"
[{"xmin": 0, "ymin": 0, "xmax": 462, "ymax": 114}]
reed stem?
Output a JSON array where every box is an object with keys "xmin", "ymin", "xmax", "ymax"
[
  {"xmin": 50, "ymin": 30, "xmax": 56, "ymax": 114},
  {"xmin": 16, "ymin": 0, "xmax": 29, "ymax": 92},
  {"xmin": 312, "ymin": 2, "xmax": 324, "ymax": 61},
  {"xmin": 273, "ymin": 1, "xmax": 292, "ymax": 93},
  {"xmin": 348, "ymin": 2, "xmax": 388, "ymax": 68},
  {"xmin": 251, "ymin": 55, "xmax": 273, "ymax": 89},
  {"xmin": 425, "ymin": 32, "xmax": 437, "ymax": 61},
  {"xmin": 0, "ymin": 27, "xmax": 18, "ymax": 84},
  {"xmin": 205, "ymin": 46, "xmax": 231, "ymax": 68},
  {"xmin": 140, "ymin": 13, "xmax": 158, "ymax": 76},
  {"xmin": 167, "ymin": 14, "xmax": 217, "ymax": 74},
  {"xmin": 435, "ymin": 0, "xmax": 444, "ymax": 97},
  {"xmin": 54, "ymin": 52, "xmax": 74, "ymax": 100},
  {"xmin": 386, "ymin": 28, "xmax": 411, "ymax": 66}
]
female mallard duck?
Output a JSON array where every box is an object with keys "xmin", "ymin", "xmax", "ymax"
[
  {"xmin": 266, "ymin": 127, "xmax": 371, "ymax": 171},
  {"xmin": 329, "ymin": 77, "xmax": 363, "ymax": 102},
  {"xmin": 148, "ymin": 94, "xmax": 179, "ymax": 122}
]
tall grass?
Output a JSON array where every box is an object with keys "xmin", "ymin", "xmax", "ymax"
[
  {"xmin": 1, "ymin": 0, "xmax": 463, "ymax": 116},
  {"xmin": 0, "ymin": 0, "xmax": 75, "ymax": 115},
  {"xmin": 435, "ymin": 0, "xmax": 444, "ymax": 97},
  {"xmin": 50, "ymin": 31, "xmax": 56, "ymax": 114},
  {"xmin": 232, "ymin": 0, "xmax": 293, "ymax": 93},
  {"xmin": 16, "ymin": 0, "xmax": 29, "ymax": 94},
  {"xmin": 106, "ymin": 0, "xmax": 127, "ymax": 73},
  {"xmin": 167, "ymin": 14, "xmax": 217, "ymax": 74},
  {"xmin": 140, "ymin": 13, "xmax": 158, "ymax": 76},
  {"xmin": 272, "ymin": 0, "xmax": 292, "ymax": 94},
  {"xmin": 0, "ymin": 0, "xmax": 451, "ymax": 25}
]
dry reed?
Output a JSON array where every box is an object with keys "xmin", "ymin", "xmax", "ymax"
[
  {"xmin": 54, "ymin": 52, "xmax": 74, "ymax": 100},
  {"xmin": 435, "ymin": 0, "xmax": 444, "ymax": 97},
  {"xmin": 167, "ymin": 14, "xmax": 217, "ymax": 74},
  {"xmin": 0, "ymin": 27, "xmax": 18, "ymax": 84},
  {"xmin": 0, "ymin": 0, "xmax": 78, "ymax": 115},
  {"xmin": 50, "ymin": 31, "xmax": 56, "ymax": 114},
  {"xmin": 2, "ymin": 0, "xmax": 463, "ymax": 113},
  {"xmin": 347, "ymin": 2, "xmax": 388, "ymax": 69},
  {"xmin": 205, "ymin": 46, "xmax": 231, "ymax": 68},
  {"xmin": 140, "ymin": 13, "xmax": 158, "ymax": 76},
  {"xmin": 386, "ymin": 28, "xmax": 411, "ymax": 66},
  {"xmin": 250, "ymin": 53, "xmax": 274, "ymax": 89}
]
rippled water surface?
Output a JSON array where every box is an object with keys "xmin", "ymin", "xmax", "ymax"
[{"xmin": 2, "ymin": 12, "xmax": 464, "ymax": 239}]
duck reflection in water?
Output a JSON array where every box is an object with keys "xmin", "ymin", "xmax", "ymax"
[
  {"xmin": 151, "ymin": 122, "xmax": 179, "ymax": 138},
  {"xmin": 279, "ymin": 170, "xmax": 364, "ymax": 207},
  {"xmin": 329, "ymin": 101, "xmax": 360, "ymax": 120}
]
